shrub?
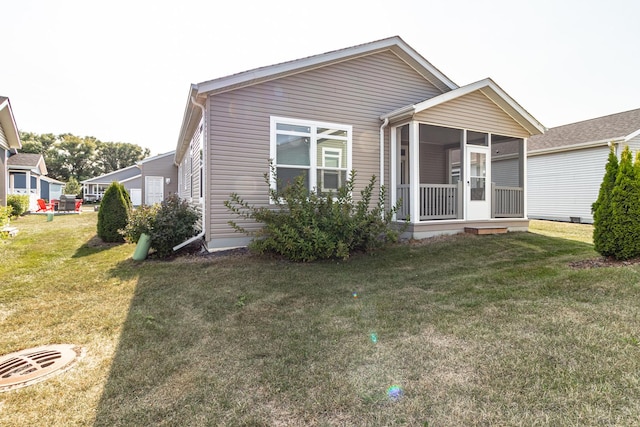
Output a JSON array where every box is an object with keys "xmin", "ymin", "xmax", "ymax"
[
  {"xmin": 225, "ymin": 164, "xmax": 402, "ymax": 262},
  {"xmin": 97, "ymin": 182, "xmax": 131, "ymax": 243},
  {"xmin": 121, "ymin": 204, "xmax": 159, "ymax": 244},
  {"xmin": 148, "ymin": 194, "xmax": 199, "ymax": 258},
  {"xmin": 7, "ymin": 195, "xmax": 30, "ymax": 217},
  {"xmin": 609, "ymin": 146, "xmax": 640, "ymax": 260},
  {"xmin": 592, "ymin": 146, "xmax": 619, "ymax": 257},
  {"xmin": 0, "ymin": 206, "xmax": 12, "ymax": 227}
]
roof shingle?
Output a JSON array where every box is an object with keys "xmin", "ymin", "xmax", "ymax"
[{"xmin": 528, "ymin": 108, "xmax": 640, "ymax": 151}]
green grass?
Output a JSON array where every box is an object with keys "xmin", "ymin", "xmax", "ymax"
[{"xmin": 2, "ymin": 215, "xmax": 640, "ymax": 426}]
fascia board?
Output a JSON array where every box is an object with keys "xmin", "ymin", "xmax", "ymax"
[
  {"xmin": 624, "ymin": 128, "xmax": 640, "ymax": 142},
  {"xmin": 196, "ymin": 36, "xmax": 458, "ymax": 96},
  {"xmin": 175, "ymin": 85, "xmax": 201, "ymax": 165},
  {"xmin": 410, "ymin": 78, "xmax": 545, "ymax": 135},
  {"xmin": 528, "ymin": 138, "xmax": 622, "ymax": 156},
  {"xmin": 0, "ymin": 98, "xmax": 22, "ymax": 149}
]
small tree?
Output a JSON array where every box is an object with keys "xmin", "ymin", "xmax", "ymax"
[
  {"xmin": 609, "ymin": 146, "xmax": 640, "ymax": 260},
  {"xmin": 6, "ymin": 195, "xmax": 30, "ymax": 217},
  {"xmin": 97, "ymin": 182, "xmax": 131, "ymax": 243},
  {"xmin": 65, "ymin": 177, "xmax": 82, "ymax": 195},
  {"xmin": 592, "ymin": 145, "xmax": 619, "ymax": 257}
]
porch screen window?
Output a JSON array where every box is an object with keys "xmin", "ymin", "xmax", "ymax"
[{"xmin": 271, "ymin": 117, "xmax": 351, "ymax": 194}]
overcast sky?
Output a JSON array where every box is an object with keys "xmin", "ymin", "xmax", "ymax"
[{"xmin": 3, "ymin": 0, "xmax": 639, "ymax": 155}]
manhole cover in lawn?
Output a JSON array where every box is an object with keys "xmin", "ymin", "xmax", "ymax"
[{"xmin": 0, "ymin": 344, "xmax": 84, "ymax": 392}]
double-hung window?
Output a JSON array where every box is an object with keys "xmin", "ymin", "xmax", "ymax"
[{"xmin": 270, "ymin": 116, "xmax": 351, "ymax": 194}]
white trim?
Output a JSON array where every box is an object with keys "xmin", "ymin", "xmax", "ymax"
[
  {"xmin": 197, "ymin": 37, "xmax": 457, "ymax": 96},
  {"xmin": 381, "ymin": 78, "xmax": 545, "ymax": 136},
  {"xmin": 270, "ymin": 116, "xmax": 352, "ymax": 196},
  {"xmin": 528, "ymin": 138, "xmax": 622, "ymax": 157},
  {"xmin": 624, "ymin": 128, "xmax": 640, "ymax": 142}
]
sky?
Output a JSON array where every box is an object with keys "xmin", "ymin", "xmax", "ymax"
[{"xmin": 3, "ymin": 0, "xmax": 639, "ymax": 155}]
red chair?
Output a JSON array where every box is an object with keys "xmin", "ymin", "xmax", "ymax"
[{"xmin": 36, "ymin": 199, "xmax": 53, "ymax": 212}]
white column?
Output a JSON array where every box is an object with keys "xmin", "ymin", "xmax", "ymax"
[
  {"xmin": 390, "ymin": 125, "xmax": 397, "ymax": 221},
  {"xmin": 409, "ymin": 121, "xmax": 420, "ymax": 223}
]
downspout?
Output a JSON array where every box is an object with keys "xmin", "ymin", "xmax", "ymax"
[
  {"xmin": 173, "ymin": 95, "xmax": 207, "ymax": 251},
  {"xmin": 379, "ymin": 118, "xmax": 389, "ymax": 216}
]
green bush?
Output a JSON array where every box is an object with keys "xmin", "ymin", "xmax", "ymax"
[
  {"xmin": 121, "ymin": 204, "xmax": 159, "ymax": 244},
  {"xmin": 97, "ymin": 182, "xmax": 131, "ymax": 243},
  {"xmin": 609, "ymin": 147, "xmax": 640, "ymax": 260},
  {"xmin": 225, "ymin": 164, "xmax": 402, "ymax": 262},
  {"xmin": 148, "ymin": 194, "xmax": 199, "ymax": 258},
  {"xmin": 592, "ymin": 146, "xmax": 619, "ymax": 257},
  {"xmin": 0, "ymin": 206, "xmax": 12, "ymax": 227},
  {"xmin": 7, "ymin": 195, "xmax": 30, "ymax": 217}
]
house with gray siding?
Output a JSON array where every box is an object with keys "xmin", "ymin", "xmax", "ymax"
[
  {"xmin": 528, "ymin": 108, "xmax": 640, "ymax": 223},
  {"xmin": 7, "ymin": 153, "xmax": 49, "ymax": 211},
  {"xmin": 0, "ymin": 96, "xmax": 22, "ymax": 207},
  {"xmin": 82, "ymin": 151, "xmax": 177, "ymax": 205},
  {"xmin": 175, "ymin": 36, "xmax": 545, "ymax": 251}
]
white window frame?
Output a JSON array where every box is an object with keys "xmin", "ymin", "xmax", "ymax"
[
  {"xmin": 270, "ymin": 116, "xmax": 352, "ymax": 198},
  {"xmin": 320, "ymin": 147, "xmax": 343, "ymax": 192}
]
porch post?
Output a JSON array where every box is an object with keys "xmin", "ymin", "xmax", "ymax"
[
  {"xmin": 409, "ymin": 121, "xmax": 420, "ymax": 223},
  {"xmin": 522, "ymin": 138, "xmax": 527, "ymax": 219},
  {"xmin": 390, "ymin": 125, "xmax": 397, "ymax": 221}
]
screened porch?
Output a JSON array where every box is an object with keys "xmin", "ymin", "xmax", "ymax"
[{"xmin": 391, "ymin": 123, "xmax": 525, "ymax": 222}]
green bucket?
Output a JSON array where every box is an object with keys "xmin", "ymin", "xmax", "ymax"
[{"xmin": 46, "ymin": 213, "xmax": 54, "ymax": 222}]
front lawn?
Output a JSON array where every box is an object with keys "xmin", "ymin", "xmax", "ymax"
[{"xmin": 1, "ymin": 214, "xmax": 639, "ymax": 426}]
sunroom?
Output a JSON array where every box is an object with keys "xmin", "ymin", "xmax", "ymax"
[{"xmin": 382, "ymin": 79, "xmax": 544, "ymax": 237}]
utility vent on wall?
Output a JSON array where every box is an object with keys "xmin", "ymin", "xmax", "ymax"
[{"xmin": 0, "ymin": 344, "xmax": 85, "ymax": 392}]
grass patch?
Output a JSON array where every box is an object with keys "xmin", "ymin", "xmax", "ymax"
[{"xmin": 2, "ymin": 217, "xmax": 640, "ymax": 425}]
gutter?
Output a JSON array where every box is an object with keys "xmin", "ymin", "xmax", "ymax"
[
  {"xmin": 173, "ymin": 95, "xmax": 207, "ymax": 252},
  {"xmin": 528, "ymin": 138, "xmax": 622, "ymax": 157}
]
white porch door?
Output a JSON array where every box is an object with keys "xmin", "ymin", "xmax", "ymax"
[
  {"xmin": 129, "ymin": 188, "xmax": 142, "ymax": 206},
  {"xmin": 145, "ymin": 177, "xmax": 164, "ymax": 205},
  {"xmin": 465, "ymin": 145, "xmax": 491, "ymax": 220}
]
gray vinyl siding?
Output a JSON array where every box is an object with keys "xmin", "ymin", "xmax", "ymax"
[
  {"xmin": 83, "ymin": 167, "xmax": 140, "ymax": 184},
  {"xmin": 206, "ymin": 50, "xmax": 444, "ymax": 246},
  {"xmin": 626, "ymin": 134, "xmax": 640, "ymax": 152},
  {"xmin": 0, "ymin": 147, "xmax": 6, "ymax": 206},
  {"xmin": 528, "ymin": 145, "xmax": 610, "ymax": 223},
  {"xmin": 140, "ymin": 155, "xmax": 178, "ymax": 204},
  {"xmin": 415, "ymin": 91, "xmax": 530, "ymax": 139}
]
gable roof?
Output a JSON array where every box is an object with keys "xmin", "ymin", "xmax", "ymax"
[
  {"xmin": 196, "ymin": 36, "xmax": 457, "ymax": 96},
  {"xmin": 81, "ymin": 164, "xmax": 140, "ymax": 184},
  {"xmin": 176, "ymin": 36, "xmax": 459, "ymax": 162},
  {"xmin": 0, "ymin": 96, "xmax": 22, "ymax": 150},
  {"xmin": 528, "ymin": 108, "xmax": 640, "ymax": 153},
  {"xmin": 381, "ymin": 78, "xmax": 545, "ymax": 136},
  {"xmin": 7, "ymin": 153, "xmax": 48, "ymax": 175}
]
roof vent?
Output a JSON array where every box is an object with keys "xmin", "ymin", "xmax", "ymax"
[{"xmin": 0, "ymin": 344, "xmax": 84, "ymax": 392}]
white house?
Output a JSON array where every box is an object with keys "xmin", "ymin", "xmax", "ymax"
[{"xmin": 528, "ymin": 108, "xmax": 640, "ymax": 223}]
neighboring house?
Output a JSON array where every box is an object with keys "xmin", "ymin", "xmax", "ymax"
[
  {"xmin": 7, "ymin": 153, "xmax": 49, "ymax": 211},
  {"xmin": 82, "ymin": 151, "xmax": 177, "ymax": 205},
  {"xmin": 41, "ymin": 176, "xmax": 66, "ymax": 201},
  {"xmin": 175, "ymin": 36, "xmax": 544, "ymax": 251},
  {"xmin": 0, "ymin": 96, "xmax": 22, "ymax": 207},
  {"xmin": 528, "ymin": 108, "xmax": 640, "ymax": 223}
]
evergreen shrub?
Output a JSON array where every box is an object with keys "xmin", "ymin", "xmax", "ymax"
[
  {"xmin": 7, "ymin": 195, "xmax": 30, "ymax": 217},
  {"xmin": 592, "ymin": 146, "xmax": 619, "ymax": 257},
  {"xmin": 97, "ymin": 182, "xmax": 131, "ymax": 243}
]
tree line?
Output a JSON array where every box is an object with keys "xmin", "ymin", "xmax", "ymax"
[{"xmin": 18, "ymin": 131, "xmax": 151, "ymax": 183}]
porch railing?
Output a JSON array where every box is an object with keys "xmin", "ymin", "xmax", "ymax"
[
  {"xmin": 492, "ymin": 184, "xmax": 524, "ymax": 218},
  {"xmin": 396, "ymin": 183, "xmax": 524, "ymax": 221},
  {"xmin": 396, "ymin": 183, "xmax": 460, "ymax": 220}
]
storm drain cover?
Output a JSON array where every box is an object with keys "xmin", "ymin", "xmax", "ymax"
[{"xmin": 0, "ymin": 344, "xmax": 84, "ymax": 392}]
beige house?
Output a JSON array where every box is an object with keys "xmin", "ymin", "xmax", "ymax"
[
  {"xmin": 0, "ymin": 96, "xmax": 22, "ymax": 207},
  {"xmin": 175, "ymin": 36, "xmax": 545, "ymax": 251}
]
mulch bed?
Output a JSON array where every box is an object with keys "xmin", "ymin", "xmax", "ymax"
[{"xmin": 569, "ymin": 257, "xmax": 640, "ymax": 269}]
